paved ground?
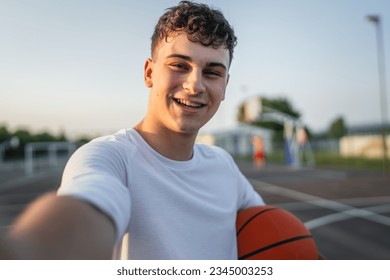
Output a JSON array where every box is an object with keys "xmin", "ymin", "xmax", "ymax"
[
  {"xmin": 0, "ymin": 164, "xmax": 63, "ymax": 232},
  {"xmin": 237, "ymin": 160, "xmax": 390, "ymax": 260},
  {"xmin": 1, "ymin": 160, "xmax": 389, "ymax": 259}
]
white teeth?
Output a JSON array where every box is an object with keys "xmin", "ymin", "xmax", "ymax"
[{"xmin": 175, "ymin": 98, "xmax": 203, "ymax": 108}]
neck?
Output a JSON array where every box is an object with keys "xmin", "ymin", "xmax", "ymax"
[{"xmin": 134, "ymin": 120, "xmax": 197, "ymax": 161}]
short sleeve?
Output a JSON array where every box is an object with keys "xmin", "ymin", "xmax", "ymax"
[
  {"xmin": 57, "ymin": 139, "xmax": 132, "ymax": 241},
  {"xmin": 210, "ymin": 146, "xmax": 265, "ymax": 211},
  {"xmin": 237, "ymin": 173, "xmax": 265, "ymax": 211}
]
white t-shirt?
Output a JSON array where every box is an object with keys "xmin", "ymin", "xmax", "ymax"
[{"xmin": 58, "ymin": 128, "xmax": 264, "ymax": 259}]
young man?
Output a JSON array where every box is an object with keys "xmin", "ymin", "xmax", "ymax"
[{"xmin": 1, "ymin": 1, "xmax": 264, "ymax": 259}]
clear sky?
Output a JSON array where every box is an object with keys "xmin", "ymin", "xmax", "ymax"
[{"xmin": 1, "ymin": 0, "xmax": 390, "ymax": 138}]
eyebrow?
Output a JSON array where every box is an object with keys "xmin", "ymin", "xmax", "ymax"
[{"xmin": 166, "ymin": 54, "xmax": 227, "ymax": 70}]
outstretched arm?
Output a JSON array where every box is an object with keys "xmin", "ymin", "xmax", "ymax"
[{"xmin": 1, "ymin": 192, "xmax": 116, "ymax": 259}]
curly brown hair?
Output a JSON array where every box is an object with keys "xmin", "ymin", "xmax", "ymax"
[{"xmin": 151, "ymin": 1, "xmax": 237, "ymax": 65}]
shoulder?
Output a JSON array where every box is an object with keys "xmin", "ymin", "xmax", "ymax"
[
  {"xmin": 67, "ymin": 129, "xmax": 139, "ymax": 168},
  {"xmin": 62, "ymin": 129, "xmax": 138, "ymax": 185},
  {"xmin": 91, "ymin": 129, "xmax": 134, "ymax": 146},
  {"xmin": 81, "ymin": 129, "xmax": 136, "ymax": 154}
]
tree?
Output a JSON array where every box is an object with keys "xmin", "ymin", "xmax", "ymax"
[
  {"xmin": 238, "ymin": 96, "xmax": 302, "ymax": 142},
  {"xmin": 13, "ymin": 128, "xmax": 32, "ymax": 146},
  {"xmin": 0, "ymin": 124, "xmax": 11, "ymax": 142},
  {"xmin": 261, "ymin": 97, "xmax": 301, "ymax": 119},
  {"xmin": 328, "ymin": 116, "xmax": 347, "ymax": 139}
]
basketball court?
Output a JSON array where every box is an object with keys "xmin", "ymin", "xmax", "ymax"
[
  {"xmin": 237, "ymin": 160, "xmax": 390, "ymax": 259},
  {"xmin": 1, "ymin": 159, "xmax": 390, "ymax": 259}
]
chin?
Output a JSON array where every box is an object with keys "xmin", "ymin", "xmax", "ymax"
[
  {"xmin": 173, "ymin": 123, "xmax": 203, "ymax": 136},
  {"xmin": 177, "ymin": 127, "xmax": 200, "ymax": 136}
]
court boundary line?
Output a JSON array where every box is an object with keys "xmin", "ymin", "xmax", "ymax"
[
  {"xmin": 250, "ymin": 179, "xmax": 390, "ymax": 229},
  {"xmin": 275, "ymin": 196, "xmax": 390, "ymax": 211},
  {"xmin": 304, "ymin": 204, "xmax": 390, "ymax": 229}
]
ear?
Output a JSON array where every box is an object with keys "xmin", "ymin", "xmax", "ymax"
[{"xmin": 144, "ymin": 58, "xmax": 153, "ymax": 88}]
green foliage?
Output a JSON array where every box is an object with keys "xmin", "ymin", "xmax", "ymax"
[
  {"xmin": 1, "ymin": 125, "xmax": 73, "ymax": 159},
  {"xmin": 313, "ymin": 151, "xmax": 386, "ymax": 172},
  {"xmin": 237, "ymin": 96, "xmax": 302, "ymax": 142},
  {"xmin": 261, "ymin": 97, "xmax": 301, "ymax": 119},
  {"xmin": 0, "ymin": 125, "xmax": 11, "ymax": 142},
  {"xmin": 328, "ymin": 116, "xmax": 347, "ymax": 139},
  {"xmin": 74, "ymin": 135, "xmax": 92, "ymax": 145},
  {"xmin": 237, "ymin": 96, "xmax": 348, "ymax": 143},
  {"xmin": 265, "ymin": 150, "xmax": 387, "ymax": 172},
  {"xmin": 13, "ymin": 129, "xmax": 33, "ymax": 146}
]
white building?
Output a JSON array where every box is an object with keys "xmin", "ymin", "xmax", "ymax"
[
  {"xmin": 196, "ymin": 124, "xmax": 273, "ymax": 157},
  {"xmin": 340, "ymin": 123, "xmax": 390, "ymax": 159}
]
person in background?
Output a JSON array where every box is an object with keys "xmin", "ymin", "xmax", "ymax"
[{"xmin": 252, "ymin": 135, "xmax": 265, "ymax": 168}]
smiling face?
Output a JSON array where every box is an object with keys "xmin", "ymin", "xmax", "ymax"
[{"xmin": 143, "ymin": 33, "xmax": 230, "ymax": 137}]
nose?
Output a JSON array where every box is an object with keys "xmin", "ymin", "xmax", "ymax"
[{"xmin": 183, "ymin": 69, "xmax": 205, "ymax": 94}]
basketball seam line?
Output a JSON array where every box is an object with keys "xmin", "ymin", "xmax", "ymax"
[
  {"xmin": 238, "ymin": 235, "xmax": 313, "ymax": 260},
  {"xmin": 236, "ymin": 207, "xmax": 278, "ymax": 237}
]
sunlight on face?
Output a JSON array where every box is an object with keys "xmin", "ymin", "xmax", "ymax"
[{"xmin": 143, "ymin": 33, "xmax": 230, "ymax": 135}]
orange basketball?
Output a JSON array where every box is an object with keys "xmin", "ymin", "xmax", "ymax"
[{"xmin": 236, "ymin": 205, "xmax": 319, "ymax": 260}]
